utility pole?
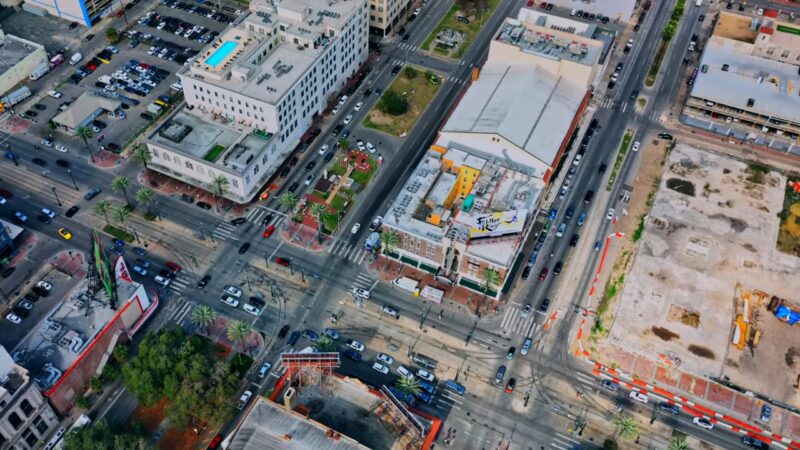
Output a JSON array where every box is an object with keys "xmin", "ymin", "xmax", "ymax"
[
  {"xmin": 51, "ymin": 186, "xmax": 62, "ymax": 206},
  {"xmin": 67, "ymin": 169, "xmax": 79, "ymax": 191},
  {"xmin": 464, "ymin": 314, "xmax": 480, "ymax": 346},
  {"xmin": 418, "ymin": 300, "xmax": 429, "ymax": 329}
]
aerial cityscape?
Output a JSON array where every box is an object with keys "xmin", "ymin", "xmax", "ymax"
[{"xmin": 0, "ymin": 0, "xmax": 798, "ymax": 448}]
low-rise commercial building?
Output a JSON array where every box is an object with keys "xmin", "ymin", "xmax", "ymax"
[
  {"xmin": 682, "ymin": 12, "xmax": 800, "ymax": 151},
  {"xmin": 0, "ymin": 30, "xmax": 47, "ymax": 99},
  {"xmin": 0, "ymin": 346, "xmax": 60, "ymax": 449},
  {"xmin": 368, "ymin": 0, "xmax": 411, "ymax": 36},
  {"xmin": 51, "ymin": 92, "xmax": 122, "ymax": 134}
]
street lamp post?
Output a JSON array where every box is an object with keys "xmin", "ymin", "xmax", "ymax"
[
  {"xmin": 67, "ymin": 169, "xmax": 79, "ymax": 191},
  {"xmin": 155, "ymin": 201, "xmax": 161, "ymax": 220},
  {"xmin": 51, "ymin": 186, "xmax": 62, "ymax": 206}
]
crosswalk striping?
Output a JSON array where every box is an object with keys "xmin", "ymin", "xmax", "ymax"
[
  {"xmin": 212, "ymin": 222, "xmax": 238, "ymax": 241},
  {"xmin": 599, "ymin": 97, "xmax": 615, "ymax": 109},
  {"xmin": 500, "ymin": 306, "xmax": 539, "ymax": 337},
  {"xmin": 327, "ymin": 240, "xmax": 370, "ymax": 264},
  {"xmin": 550, "ymin": 432, "xmax": 581, "ymax": 450},
  {"xmin": 167, "ymin": 274, "xmax": 192, "ymax": 296},
  {"xmin": 351, "ymin": 272, "xmax": 376, "ymax": 292},
  {"xmin": 166, "ymin": 297, "xmax": 194, "ymax": 326}
]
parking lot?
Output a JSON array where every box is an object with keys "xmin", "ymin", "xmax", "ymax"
[{"xmin": 18, "ymin": 0, "xmax": 240, "ymax": 153}]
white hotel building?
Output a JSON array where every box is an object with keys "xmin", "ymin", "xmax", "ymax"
[{"xmin": 147, "ymin": 0, "xmax": 369, "ymax": 202}]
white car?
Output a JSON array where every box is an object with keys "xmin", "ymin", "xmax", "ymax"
[
  {"xmin": 0, "ymin": 196, "xmax": 6, "ymax": 205},
  {"xmin": 304, "ymin": 174, "xmax": 315, "ymax": 186},
  {"xmin": 41, "ymin": 208, "xmax": 56, "ymax": 219},
  {"xmin": 258, "ymin": 362, "xmax": 272, "ymax": 378},
  {"xmin": 220, "ymin": 295, "xmax": 239, "ymax": 307},
  {"xmin": 338, "ymin": 95, "xmax": 349, "ymax": 104},
  {"xmin": 573, "ymin": 154, "xmax": 582, "ymax": 166},
  {"xmin": 47, "ymin": 90, "xmax": 62, "ymax": 99},
  {"xmin": 106, "ymin": 46, "xmax": 119, "ymax": 54},
  {"xmin": 224, "ymin": 285, "xmax": 243, "ymax": 298},
  {"xmin": 351, "ymin": 223, "xmax": 360, "ymax": 234},
  {"xmin": 55, "ymin": 145, "xmax": 68, "ymax": 153},
  {"xmin": 343, "ymin": 114, "xmax": 353, "ymax": 125},
  {"xmin": 133, "ymin": 265, "xmax": 148, "ymax": 276},
  {"xmin": 416, "ymin": 369, "xmax": 435, "ymax": 382},
  {"xmin": 352, "ymin": 287, "xmax": 370, "ymax": 299},
  {"xmin": 356, "ymin": 140, "xmax": 366, "ymax": 152},
  {"xmin": 377, "ymin": 353, "xmax": 394, "ymax": 365},
  {"xmin": 365, "ymin": 142, "xmax": 376, "ymax": 153},
  {"xmin": 319, "ymin": 144, "xmax": 329, "ymax": 155},
  {"xmin": 346, "ymin": 339, "xmax": 365, "ymax": 352},
  {"xmin": 606, "ymin": 208, "xmax": 615, "ymax": 220},
  {"xmin": 18, "ymin": 300, "xmax": 34, "ymax": 310},
  {"xmin": 397, "ymin": 366, "xmax": 414, "ymax": 378},
  {"xmin": 353, "ymin": 101, "xmax": 364, "ymax": 111},
  {"xmin": 693, "ymin": 417, "xmax": 713, "ymax": 429},
  {"xmin": 154, "ymin": 275, "xmax": 171, "ymax": 287},
  {"xmin": 36, "ymin": 281, "xmax": 53, "ymax": 291},
  {"xmin": 243, "ymin": 304, "xmax": 260, "ymax": 316},
  {"xmin": 629, "ymin": 390, "xmax": 648, "ymax": 403},
  {"xmin": 632, "ymin": 141, "xmax": 640, "ymax": 152},
  {"xmin": 6, "ymin": 313, "xmax": 21, "ymax": 324},
  {"xmin": 372, "ymin": 362, "xmax": 389, "ymax": 374},
  {"xmin": 520, "ymin": 304, "xmax": 532, "ymax": 319},
  {"xmin": 40, "ymin": 139, "xmax": 53, "ymax": 147},
  {"xmin": 332, "ymin": 104, "xmax": 341, "ymax": 114},
  {"xmin": 237, "ymin": 390, "xmax": 252, "ymax": 410},
  {"xmin": 413, "ymin": 7, "xmax": 421, "ymax": 15}
]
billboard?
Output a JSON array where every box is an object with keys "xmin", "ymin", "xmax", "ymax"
[
  {"xmin": 92, "ymin": 231, "xmax": 114, "ymax": 299},
  {"xmin": 469, "ymin": 210, "xmax": 526, "ymax": 238}
]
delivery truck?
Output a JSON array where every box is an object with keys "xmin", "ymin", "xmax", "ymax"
[
  {"xmin": 1, "ymin": 86, "xmax": 31, "ymax": 108},
  {"xmin": 29, "ymin": 62, "xmax": 50, "ymax": 80},
  {"xmin": 392, "ymin": 277, "xmax": 420, "ymax": 293}
]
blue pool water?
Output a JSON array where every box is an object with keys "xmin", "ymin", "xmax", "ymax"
[{"xmin": 205, "ymin": 41, "xmax": 238, "ymax": 67}]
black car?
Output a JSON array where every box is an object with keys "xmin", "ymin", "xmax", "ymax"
[
  {"xmin": 287, "ymin": 330, "xmax": 301, "ymax": 345},
  {"xmin": 13, "ymin": 308, "xmax": 30, "ymax": 318},
  {"xmin": 658, "ymin": 402, "xmax": 680, "ymax": 415},
  {"xmin": 24, "ymin": 291, "xmax": 40, "ymax": 302},
  {"xmin": 521, "ymin": 266, "xmax": 531, "ymax": 280},
  {"xmin": 197, "ymin": 202, "xmax": 212, "ymax": 210},
  {"xmin": 391, "ymin": 64, "xmax": 402, "ymax": 75},
  {"xmin": 278, "ymin": 325, "xmax": 291, "ymax": 339},
  {"xmin": 238, "ymin": 242, "xmax": 251, "ymax": 254},
  {"xmin": 539, "ymin": 298, "xmax": 551, "ymax": 313},
  {"xmin": 615, "ymin": 62, "xmax": 623, "ymax": 72},
  {"xmin": 364, "ymin": 89, "xmax": 372, "ymax": 97},
  {"xmin": 598, "ymin": 163, "xmax": 607, "ymax": 174},
  {"xmin": 198, "ymin": 274, "xmax": 211, "ymax": 288},
  {"xmin": 279, "ymin": 166, "xmax": 291, "ymax": 178},
  {"xmin": 332, "ymin": 124, "xmax": 343, "ymax": 136},
  {"xmin": 343, "ymin": 348, "xmax": 362, "ymax": 361},
  {"xmin": 84, "ymin": 33, "xmax": 95, "ymax": 41},
  {"xmin": 37, "ymin": 215, "xmax": 52, "ymax": 224},
  {"xmin": 402, "ymin": 33, "xmax": 410, "ymax": 42},
  {"xmin": 22, "ymin": 111, "xmax": 37, "ymax": 119},
  {"xmin": 31, "ymin": 286, "xmax": 48, "ymax": 297},
  {"xmin": 261, "ymin": 214, "xmax": 274, "ymax": 226},
  {"xmin": 140, "ymin": 112, "xmax": 154, "ymax": 120},
  {"xmin": 658, "ymin": 132, "xmax": 674, "ymax": 140},
  {"xmin": 305, "ymin": 160, "xmax": 316, "ymax": 171},
  {"xmin": 553, "ymin": 261, "xmax": 563, "ymax": 275},
  {"xmin": 607, "ymin": 80, "xmax": 616, "ymax": 90},
  {"xmin": 289, "ymin": 156, "xmax": 299, "ymax": 167},
  {"xmin": 584, "ymin": 190, "xmax": 594, "ymax": 203},
  {"xmin": 569, "ymin": 234, "xmax": 579, "ymax": 247},
  {"xmin": 159, "ymin": 268, "xmax": 176, "ymax": 279},
  {"xmin": 179, "ymin": 193, "xmax": 195, "ymax": 203},
  {"xmin": 630, "ymin": 90, "xmax": 639, "ymax": 100},
  {"xmin": 249, "ymin": 296, "xmax": 265, "ymax": 307},
  {"xmin": 1, "ymin": 267, "xmax": 15, "ymax": 278},
  {"xmin": 742, "ymin": 437, "xmax": 769, "ymax": 449},
  {"xmin": 324, "ymin": 152, "xmax": 335, "ymax": 162},
  {"xmin": 55, "ymin": 159, "xmax": 70, "ymax": 168},
  {"xmin": 32, "ymin": 158, "xmax": 46, "ymax": 166},
  {"xmin": 33, "ymin": 104, "xmax": 46, "ymax": 111},
  {"xmin": 65, "ymin": 206, "xmax": 80, "ymax": 217},
  {"xmin": 231, "ymin": 217, "xmax": 246, "ymax": 226},
  {"xmin": 287, "ymin": 182, "xmax": 299, "ymax": 193}
]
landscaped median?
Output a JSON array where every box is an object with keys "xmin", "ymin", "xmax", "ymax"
[
  {"xmin": 644, "ymin": 0, "xmax": 686, "ymax": 87},
  {"xmin": 363, "ymin": 66, "xmax": 441, "ymax": 136},
  {"xmin": 420, "ymin": 0, "xmax": 500, "ymax": 59},
  {"xmin": 606, "ymin": 130, "xmax": 633, "ymax": 191}
]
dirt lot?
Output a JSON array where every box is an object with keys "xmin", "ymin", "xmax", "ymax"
[
  {"xmin": 608, "ymin": 144, "xmax": 800, "ymax": 407},
  {"xmin": 714, "ymin": 12, "xmax": 758, "ymax": 43}
]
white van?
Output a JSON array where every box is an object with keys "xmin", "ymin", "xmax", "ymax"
[{"xmin": 69, "ymin": 53, "xmax": 83, "ymax": 65}]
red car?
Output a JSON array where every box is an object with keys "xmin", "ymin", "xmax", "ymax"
[
  {"xmin": 275, "ymin": 257, "xmax": 291, "ymax": 267},
  {"xmin": 538, "ymin": 267, "xmax": 548, "ymax": 281},
  {"xmin": 208, "ymin": 435, "xmax": 222, "ymax": 449},
  {"xmin": 262, "ymin": 225, "xmax": 275, "ymax": 238},
  {"xmin": 527, "ymin": 0, "xmax": 534, "ymax": 6},
  {"xmin": 539, "ymin": 1, "xmax": 548, "ymax": 8},
  {"xmin": 166, "ymin": 261, "xmax": 182, "ymax": 272}
]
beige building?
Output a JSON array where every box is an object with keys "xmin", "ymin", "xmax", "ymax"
[
  {"xmin": 368, "ymin": 0, "xmax": 411, "ymax": 36},
  {"xmin": 0, "ymin": 30, "xmax": 47, "ymax": 98},
  {"xmin": 22, "ymin": 0, "xmax": 117, "ymax": 26},
  {"xmin": 0, "ymin": 346, "xmax": 60, "ymax": 450}
]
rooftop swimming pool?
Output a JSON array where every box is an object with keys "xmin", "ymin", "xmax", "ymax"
[{"xmin": 205, "ymin": 41, "xmax": 238, "ymax": 68}]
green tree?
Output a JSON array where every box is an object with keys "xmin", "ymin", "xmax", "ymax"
[
  {"xmin": 227, "ymin": 320, "xmax": 251, "ymax": 356},
  {"xmin": 338, "ymin": 138, "xmax": 350, "ymax": 150},
  {"xmin": 75, "ymin": 125, "xmax": 94, "ymax": 155},
  {"xmin": 310, "ymin": 203, "xmax": 327, "ymax": 241},
  {"xmin": 396, "ymin": 375, "xmax": 421, "ymax": 397},
  {"xmin": 112, "ymin": 205, "xmax": 132, "ymax": 230},
  {"xmin": 112, "ymin": 344, "xmax": 129, "ymax": 363},
  {"xmin": 189, "ymin": 305, "xmax": 216, "ymax": 332},
  {"xmin": 94, "ymin": 199, "xmax": 113, "ymax": 225},
  {"xmin": 135, "ymin": 187, "xmax": 155, "ymax": 216},
  {"xmin": 105, "ymin": 27, "xmax": 120, "ymax": 44},
  {"xmin": 668, "ymin": 436, "xmax": 690, "ymax": 450},
  {"xmin": 613, "ymin": 413, "xmax": 639, "ymax": 442},
  {"xmin": 280, "ymin": 192, "xmax": 300, "ymax": 212},
  {"xmin": 481, "ymin": 267, "xmax": 500, "ymax": 295},
  {"xmin": 89, "ymin": 377, "xmax": 103, "ymax": 391},
  {"xmin": 132, "ymin": 145, "xmax": 153, "ymax": 169},
  {"xmin": 315, "ymin": 335, "xmax": 335, "ymax": 352},
  {"xmin": 62, "ymin": 419, "xmax": 150, "ymax": 450},
  {"xmin": 404, "ymin": 66, "xmax": 418, "ymax": 79},
  {"xmin": 377, "ymin": 89, "xmax": 409, "ymax": 116},
  {"xmin": 381, "ymin": 230, "xmax": 401, "ymax": 268},
  {"xmin": 111, "ymin": 176, "xmax": 131, "ymax": 205}
]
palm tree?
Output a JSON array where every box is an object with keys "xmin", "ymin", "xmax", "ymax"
[
  {"xmin": 396, "ymin": 375, "xmax": 421, "ymax": 397},
  {"xmin": 226, "ymin": 320, "xmax": 251, "ymax": 358},
  {"xmin": 315, "ymin": 335, "xmax": 335, "ymax": 352},
  {"xmin": 210, "ymin": 175, "xmax": 230, "ymax": 211},
  {"xmin": 280, "ymin": 192, "xmax": 299, "ymax": 212},
  {"xmin": 112, "ymin": 205, "xmax": 132, "ymax": 231},
  {"xmin": 613, "ymin": 413, "xmax": 639, "ymax": 442},
  {"xmin": 111, "ymin": 176, "xmax": 131, "ymax": 205},
  {"xmin": 135, "ymin": 187, "xmax": 154, "ymax": 215},
  {"xmin": 381, "ymin": 230, "xmax": 401, "ymax": 268},
  {"xmin": 75, "ymin": 126, "xmax": 94, "ymax": 152},
  {"xmin": 132, "ymin": 145, "xmax": 153, "ymax": 169},
  {"xmin": 338, "ymin": 138, "xmax": 350, "ymax": 150},
  {"xmin": 309, "ymin": 203, "xmax": 327, "ymax": 241},
  {"xmin": 94, "ymin": 199, "xmax": 113, "ymax": 225},
  {"xmin": 189, "ymin": 306, "xmax": 216, "ymax": 333},
  {"xmin": 667, "ymin": 436, "xmax": 690, "ymax": 450}
]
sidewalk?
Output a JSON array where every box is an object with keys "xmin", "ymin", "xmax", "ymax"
[{"xmin": 139, "ymin": 169, "xmax": 247, "ymax": 217}]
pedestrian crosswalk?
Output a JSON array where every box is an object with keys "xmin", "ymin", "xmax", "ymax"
[
  {"xmin": 397, "ymin": 43, "xmax": 417, "ymax": 52},
  {"xmin": 351, "ymin": 272, "xmax": 377, "ymax": 293},
  {"xmin": 500, "ymin": 306, "xmax": 539, "ymax": 337},
  {"xmin": 245, "ymin": 205, "xmax": 283, "ymax": 226},
  {"xmin": 166, "ymin": 297, "xmax": 194, "ymax": 326},
  {"xmin": 328, "ymin": 240, "xmax": 371, "ymax": 264},
  {"xmin": 445, "ymin": 75, "xmax": 468, "ymax": 85},
  {"xmin": 549, "ymin": 432, "xmax": 583, "ymax": 450},
  {"xmin": 211, "ymin": 221, "xmax": 239, "ymax": 241},
  {"xmin": 268, "ymin": 355, "xmax": 291, "ymax": 378},
  {"xmin": 167, "ymin": 273, "xmax": 192, "ymax": 296},
  {"xmin": 648, "ymin": 109, "xmax": 662, "ymax": 123},
  {"xmin": 433, "ymin": 391, "xmax": 463, "ymax": 410},
  {"xmin": 599, "ymin": 97, "xmax": 615, "ymax": 109}
]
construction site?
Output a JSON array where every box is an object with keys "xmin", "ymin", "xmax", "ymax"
[
  {"xmin": 224, "ymin": 352, "xmax": 440, "ymax": 450},
  {"xmin": 608, "ymin": 144, "xmax": 800, "ymax": 408}
]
